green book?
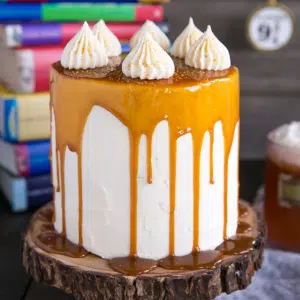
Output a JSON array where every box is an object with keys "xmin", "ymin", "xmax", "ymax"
[{"xmin": 42, "ymin": 4, "xmax": 164, "ymax": 22}]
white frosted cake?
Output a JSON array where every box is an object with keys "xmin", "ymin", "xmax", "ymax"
[{"xmin": 45, "ymin": 19, "xmax": 241, "ymax": 274}]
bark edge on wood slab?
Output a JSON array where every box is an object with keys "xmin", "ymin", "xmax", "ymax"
[{"xmin": 22, "ymin": 201, "xmax": 265, "ymax": 300}]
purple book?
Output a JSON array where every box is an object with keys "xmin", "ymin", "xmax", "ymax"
[
  {"xmin": 0, "ymin": 22, "xmax": 169, "ymax": 47},
  {"xmin": 0, "ymin": 23, "xmax": 63, "ymax": 47}
]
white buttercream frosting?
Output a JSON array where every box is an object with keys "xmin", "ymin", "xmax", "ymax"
[
  {"xmin": 130, "ymin": 20, "xmax": 170, "ymax": 51},
  {"xmin": 92, "ymin": 20, "xmax": 122, "ymax": 57},
  {"xmin": 185, "ymin": 25, "xmax": 231, "ymax": 71},
  {"xmin": 171, "ymin": 17, "xmax": 203, "ymax": 58},
  {"xmin": 53, "ymin": 107, "xmax": 239, "ymax": 259},
  {"xmin": 268, "ymin": 122, "xmax": 300, "ymax": 149},
  {"xmin": 61, "ymin": 22, "xmax": 108, "ymax": 69},
  {"xmin": 122, "ymin": 33, "xmax": 175, "ymax": 80}
]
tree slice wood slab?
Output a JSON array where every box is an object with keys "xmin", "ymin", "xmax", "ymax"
[{"xmin": 22, "ymin": 200, "xmax": 265, "ymax": 300}]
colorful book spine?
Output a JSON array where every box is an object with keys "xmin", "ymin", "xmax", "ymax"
[
  {"xmin": 0, "ymin": 139, "xmax": 50, "ymax": 177},
  {"xmin": 0, "ymin": 4, "xmax": 164, "ymax": 22},
  {"xmin": 16, "ymin": 46, "xmax": 62, "ymax": 93},
  {"xmin": 0, "ymin": 167, "xmax": 52, "ymax": 212},
  {"xmin": 0, "ymin": 22, "xmax": 169, "ymax": 47},
  {"xmin": 3, "ymin": 0, "xmax": 169, "ymax": 2},
  {"xmin": 0, "ymin": 88, "xmax": 50, "ymax": 142},
  {"xmin": 0, "ymin": 43, "xmax": 129, "ymax": 93}
]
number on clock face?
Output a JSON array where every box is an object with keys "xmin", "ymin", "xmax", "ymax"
[{"xmin": 247, "ymin": 5, "xmax": 294, "ymax": 51}]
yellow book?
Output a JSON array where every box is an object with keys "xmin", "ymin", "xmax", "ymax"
[{"xmin": 0, "ymin": 86, "xmax": 50, "ymax": 142}]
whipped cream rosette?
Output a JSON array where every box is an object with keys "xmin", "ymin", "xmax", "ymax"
[
  {"xmin": 185, "ymin": 25, "xmax": 231, "ymax": 71},
  {"xmin": 61, "ymin": 22, "xmax": 108, "ymax": 69}
]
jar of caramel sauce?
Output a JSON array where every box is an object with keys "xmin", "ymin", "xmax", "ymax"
[{"xmin": 265, "ymin": 123, "xmax": 300, "ymax": 252}]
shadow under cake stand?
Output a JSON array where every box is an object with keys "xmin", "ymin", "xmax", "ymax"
[{"xmin": 22, "ymin": 200, "xmax": 265, "ymax": 300}]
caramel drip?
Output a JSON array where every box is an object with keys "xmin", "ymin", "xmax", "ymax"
[
  {"xmin": 109, "ymin": 256, "xmax": 157, "ymax": 276},
  {"xmin": 237, "ymin": 221, "xmax": 252, "ymax": 234},
  {"xmin": 49, "ymin": 107, "xmax": 56, "ymax": 223},
  {"xmin": 36, "ymin": 231, "xmax": 88, "ymax": 258},
  {"xmin": 216, "ymin": 236, "xmax": 254, "ymax": 255},
  {"xmin": 50, "ymin": 63, "xmax": 239, "ymax": 257},
  {"xmin": 192, "ymin": 135, "xmax": 203, "ymax": 252},
  {"xmin": 223, "ymin": 158, "xmax": 229, "ymax": 239},
  {"xmin": 129, "ymin": 133, "xmax": 140, "ymax": 255},
  {"xmin": 59, "ymin": 146, "xmax": 67, "ymax": 235},
  {"xmin": 146, "ymin": 133, "xmax": 153, "ymax": 184},
  {"xmin": 159, "ymin": 250, "xmax": 221, "ymax": 270},
  {"xmin": 36, "ymin": 205, "xmax": 88, "ymax": 259},
  {"xmin": 223, "ymin": 79, "xmax": 240, "ymax": 240},
  {"xmin": 34, "ymin": 203, "xmax": 255, "ymax": 275},
  {"xmin": 169, "ymin": 132, "xmax": 177, "ymax": 255},
  {"xmin": 237, "ymin": 125, "xmax": 240, "ymax": 216},
  {"xmin": 78, "ymin": 148, "xmax": 83, "ymax": 246},
  {"xmin": 55, "ymin": 149, "xmax": 60, "ymax": 193},
  {"xmin": 209, "ymin": 128, "xmax": 215, "ymax": 184}
]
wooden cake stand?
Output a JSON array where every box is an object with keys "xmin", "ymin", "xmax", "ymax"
[{"xmin": 22, "ymin": 200, "xmax": 265, "ymax": 300}]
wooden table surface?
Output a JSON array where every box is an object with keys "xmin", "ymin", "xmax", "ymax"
[{"xmin": 0, "ymin": 160, "xmax": 265, "ymax": 300}]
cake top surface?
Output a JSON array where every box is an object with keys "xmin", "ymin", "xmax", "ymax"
[
  {"xmin": 53, "ymin": 58, "xmax": 236, "ymax": 87},
  {"xmin": 268, "ymin": 122, "xmax": 300, "ymax": 150},
  {"xmin": 58, "ymin": 19, "xmax": 233, "ymax": 81}
]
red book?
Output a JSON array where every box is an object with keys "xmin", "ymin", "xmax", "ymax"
[
  {"xmin": 0, "ymin": 43, "xmax": 130, "ymax": 93},
  {"xmin": 0, "ymin": 46, "xmax": 62, "ymax": 93}
]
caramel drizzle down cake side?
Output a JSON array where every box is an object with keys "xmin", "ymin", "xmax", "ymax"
[{"xmin": 47, "ymin": 19, "xmax": 245, "ymax": 274}]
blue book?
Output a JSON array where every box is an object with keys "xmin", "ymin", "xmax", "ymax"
[
  {"xmin": 122, "ymin": 43, "xmax": 130, "ymax": 52},
  {"xmin": 0, "ymin": 4, "xmax": 41, "ymax": 21},
  {"xmin": 0, "ymin": 138, "xmax": 50, "ymax": 177},
  {"xmin": 0, "ymin": 166, "xmax": 52, "ymax": 212}
]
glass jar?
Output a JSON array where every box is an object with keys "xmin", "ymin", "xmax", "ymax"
[{"xmin": 265, "ymin": 137, "xmax": 300, "ymax": 252}]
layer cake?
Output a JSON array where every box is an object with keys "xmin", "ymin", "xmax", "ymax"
[{"xmin": 38, "ymin": 19, "xmax": 245, "ymax": 275}]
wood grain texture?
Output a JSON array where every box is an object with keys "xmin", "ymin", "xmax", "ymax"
[
  {"xmin": 22, "ymin": 201, "xmax": 265, "ymax": 300},
  {"xmin": 166, "ymin": 0, "xmax": 300, "ymax": 159}
]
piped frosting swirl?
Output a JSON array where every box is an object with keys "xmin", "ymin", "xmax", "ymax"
[
  {"xmin": 185, "ymin": 25, "xmax": 231, "ymax": 71},
  {"xmin": 122, "ymin": 32, "xmax": 175, "ymax": 80},
  {"xmin": 92, "ymin": 20, "xmax": 122, "ymax": 57},
  {"xmin": 171, "ymin": 17, "xmax": 203, "ymax": 58},
  {"xmin": 61, "ymin": 22, "xmax": 108, "ymax": 69},
  {"xmin": 130, "ymin": 20, "xmax": 170, "ymax": 51}
]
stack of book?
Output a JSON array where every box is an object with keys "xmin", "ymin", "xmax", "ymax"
[{"xmin": 0, "ymin": 0, "xmax": 169, "ymax": 212}]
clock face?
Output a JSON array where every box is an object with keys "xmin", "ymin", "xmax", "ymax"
[{"xmin": 247, "ymin": 5, "xmax": 294, "ymax": 51}]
